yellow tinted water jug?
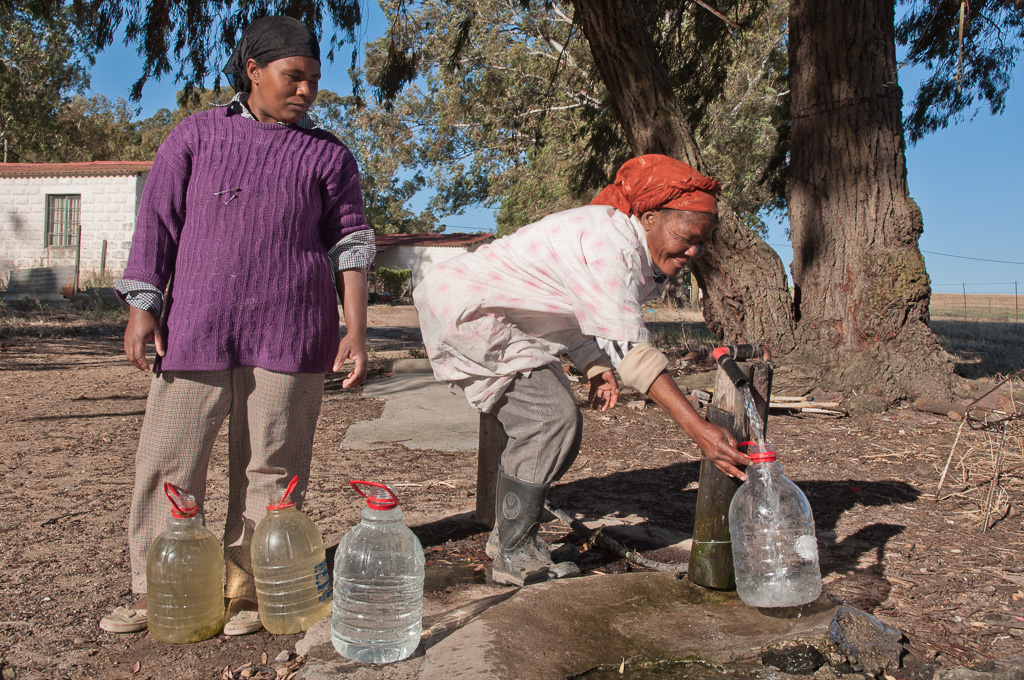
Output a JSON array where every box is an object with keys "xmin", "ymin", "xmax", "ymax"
[
  {"xmin": 146, "ymin": 483, "xmax": 225, "ymax": 643},
  {"xmin": 251, "ymin": 476, "xmax": 332, "ymax": 634}
]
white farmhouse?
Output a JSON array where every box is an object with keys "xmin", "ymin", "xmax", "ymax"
[
  {"xmin": 0, "ymin": 161, "xmax": 152, "ymax": 294},
  {"xmin": 373, "ymin": 232, "xmax": 495, "ymax": 290}
]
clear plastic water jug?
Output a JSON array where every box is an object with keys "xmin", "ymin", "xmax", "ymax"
[
  {"xmin": 251, "ymin": 475, "xmax": 332, "ymax": 634},
  {"xmin": 146, "ymin": 483, "xmax": 225, "ymax": 643},
  {"xmin": 332, "ymin": 481, "xmax": 425, "ymax": 664},
  {"xmin": 729, "ymin": 442, "xmax": 822, "ymax": 608}
]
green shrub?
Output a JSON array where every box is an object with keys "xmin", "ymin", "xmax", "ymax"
[{"xmin": 375, "ymin": 267, "xmax": 412, "ymax": 300}]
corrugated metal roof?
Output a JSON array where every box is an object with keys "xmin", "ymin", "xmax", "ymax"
[
  {"xmin": 0, "ymin": 161, "xmax": 154, "ymax": 179},
  {"xmin": 375, "ymin": 232, "xmax": 494, "ymax": 251}
]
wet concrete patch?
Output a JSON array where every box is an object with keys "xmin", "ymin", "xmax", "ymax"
[
  {"xmin": 299, "ymin": 568, "xmax": 926, "ymax": 679},
  {"xmin": 424, "ymin": 562, "xmax": 487, "ymax": 592},
  {"xmin": 569, "ymin": 659, "xmax": 765, "ymax": 679},
  {"xmin": 421, "ymin": 573, "xmax": 898, "ymax": 679}
]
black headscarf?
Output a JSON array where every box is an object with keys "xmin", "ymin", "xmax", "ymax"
[{"xmin": 223, "ymin": 16, "xmax": 320, "ymax": 92}]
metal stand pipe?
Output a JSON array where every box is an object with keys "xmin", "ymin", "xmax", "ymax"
[{"xmin": 688, "ymin": 347, "xmax": 773, "ymax": 589}]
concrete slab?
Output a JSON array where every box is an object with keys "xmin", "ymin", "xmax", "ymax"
[
  {"xmin": 416, "ymin": 574, "xmax": 832, "ymax": 680},
  {"xmin": 392, "ymin": 358, "xmax": 433, "ymax": 374},
  {"xmin": 299, "ymin": 572, "xmax": 913, "ymax": 680},
  {"xmin": 343, "ymin": 365, "xmax": 480, "ymax": 452}
]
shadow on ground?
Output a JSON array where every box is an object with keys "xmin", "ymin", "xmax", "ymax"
[{"xmin": 379, "ymin": 460, "xmax": 920, "ymax": 614}]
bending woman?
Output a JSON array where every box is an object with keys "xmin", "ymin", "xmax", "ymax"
[{"xmin": 414, "ymin": 154, "xmax": 748, "ymax": 586}]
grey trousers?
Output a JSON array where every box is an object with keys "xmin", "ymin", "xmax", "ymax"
[{"xmin": 491, "ymin": 363, "xmax": 583, "ymax": 486}]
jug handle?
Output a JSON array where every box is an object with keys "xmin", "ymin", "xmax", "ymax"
[
  {"xmin": 270, "ymin": 475, "xmax": 300, "ymax": 509},
  {"xmin": 350, "ymin": 480, "xmax": 399, "ymax": 509},
  {"xmin": 164, "ymin": 482, "xmax": 198, "ymax": 517}
]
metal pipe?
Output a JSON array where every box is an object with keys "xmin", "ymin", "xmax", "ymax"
[
  {"xmin": 712, "ymin": 347, "xmax": 749, "ymax": 388},
  {"xmin": 689, "ymin": 349, "xmax": 773, "ymax": 590}
]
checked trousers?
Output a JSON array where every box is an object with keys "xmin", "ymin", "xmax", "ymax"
[{"xmin": 127, "ymin": 368, "xmax": 324, "ymax": 597}]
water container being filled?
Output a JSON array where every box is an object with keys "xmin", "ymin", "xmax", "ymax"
[
  {"xmin": 251, "ymin": 475, "xmax": 332, "ymax": 634},
  {"xmin": 332, "ymin": 481, "xmax": 425, "ymax": 664},
  {"xmin": 729, "ymin": 442, "xmax": 821, "ymax": 608},
  {"xmin": 146, "ymin": 483, "xmax": 225, "ymax": 643}
]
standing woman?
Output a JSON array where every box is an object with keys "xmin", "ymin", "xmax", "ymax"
[
  {"xmin": 414, "ymin": 155, "xmax": 749, "ymax": 586},
  {"xmin": 101, "ymin": 16, "xmax": 374, "ymax": 635}
]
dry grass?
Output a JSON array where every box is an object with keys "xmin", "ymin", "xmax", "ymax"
[
  {"xmin": 930, "ymin": 293, "xmax": 1022, "ymax": 324},
  {"xmin": 0, "ymin": 294, "xmax": 127, "ymax": 340},
  {"xmin": 930, "ymin": 318, "xmax": 1024, "ymax": 380},
  {"xmin": 928, "ymin": 294, "xmax": 1024, "ymax": 379},
  {"xmin": 643, "ymin": 303, "xmax": 717, "ymax": 350}
]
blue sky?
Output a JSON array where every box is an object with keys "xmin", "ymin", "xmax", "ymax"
[{"xmin": 87, "ymin": 7, "xmax": 1023, "ymax": 293}]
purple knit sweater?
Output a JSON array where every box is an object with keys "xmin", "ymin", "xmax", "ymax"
[{"xmin": 122, "ymin": 107, "xmax": 369, "ymax": 373}]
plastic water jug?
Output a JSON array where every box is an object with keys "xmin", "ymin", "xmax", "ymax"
[
  {"xmin": 146, "ymin": 483, "xmax": 225, "ymax": 643},
  {"xmin": 332, "ymin": 481, "xmax": 425, "ymax": 663},
  {"xmin": 729, "ymin": 442, "xmax": 822, "ymax": 608},
  {"xmin": 251, "ymin": 475, "xmax": 332, "ymax": 634}
]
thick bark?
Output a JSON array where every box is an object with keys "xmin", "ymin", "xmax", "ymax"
[
  {"xmin": 788, "ymin": 0, "xmax": 958, "ymax": 401},
  {"xmin": 572, "ymin": 0, "xmax": 797, "ymax": 353}
]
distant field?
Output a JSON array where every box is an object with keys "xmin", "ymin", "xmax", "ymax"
[
  {"xmin": 930, "ymin": 293, "xmax": 1022, "ymax": 323},
  {"xmin": 927, "ymin": 294, "xmax": 1024, "ymax": 379}
]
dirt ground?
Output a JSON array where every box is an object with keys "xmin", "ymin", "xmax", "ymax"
[{"xmin": 2, "ymin": 303, "xmax": 1024, "ymax": 679}]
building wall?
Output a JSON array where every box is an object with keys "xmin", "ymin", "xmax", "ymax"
[
  {"xmin": 0, "ymin": 172, "xmax": 147, "ymax": 283},
  {"xmin": 373, "ymin": 243, "xmax": 489, "ymax": 288}
]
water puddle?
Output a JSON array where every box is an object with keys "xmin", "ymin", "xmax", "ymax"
[
  {"xmin": 756, "ymin": 594, "xmax": 835, "ymax": 619},
  {"xmin": 569, "ymin": 659, "xmax": 765, "ymax": 679},
  {"xmin": 423, "ymin": 562, "xmax": 487, "ymax": 592},
  {"xmin": 761, "ymin": 644, "xmax": 826, "ymax": 675}
]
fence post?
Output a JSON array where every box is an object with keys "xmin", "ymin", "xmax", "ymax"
[
  {"xmin": 963, "ymin": 283, "xmax": 968, "ymax": 322},
  {"xmin": 73, "ymin": 222, "xmax": 82, "ymax": 294}
]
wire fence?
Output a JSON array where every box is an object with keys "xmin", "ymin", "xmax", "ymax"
[{"xmin": 930, "ymin": 282, "xmax": 1022, "ymax": 325}]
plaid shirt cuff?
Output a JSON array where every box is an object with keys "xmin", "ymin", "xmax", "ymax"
[
  {"xmin": 114, "ymin": 279, "xmax": 163, "ymax": 317},
  {"xmin": 329, "ymin": 228, "xmax": 376, "ymax": 272}
]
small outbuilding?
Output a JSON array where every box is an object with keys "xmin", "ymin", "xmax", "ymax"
[
  {"xmin": 372, "ymin": 232, "xmax": 495, "ymax": 290},
  {"xmin": 0, "ymin": 161, "xmax": 153, "ymax": 294}
]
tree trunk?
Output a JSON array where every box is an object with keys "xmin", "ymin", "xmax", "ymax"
[
  {"xmin": 788, "ymin": 0, "xmax": 958, "ymax": 402},
  {"xmin": 572, "ymin": 0, "xmax": 797, "ymax": 353}
]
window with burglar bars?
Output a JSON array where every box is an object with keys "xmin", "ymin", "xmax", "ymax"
[{"xmin": 45, "ymin": 194, "xmax": 81, "ymax": 247}]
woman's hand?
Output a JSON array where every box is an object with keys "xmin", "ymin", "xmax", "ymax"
[
  {"xmin": 123, "ymin": 306, "xmax": 165, "ymax": 372},
  {"xmin": 646, "ymin": 371, "xmax": 750, "ymax": 480},
  {"xmin": 588, "ymin": 370, "xmax": 619, "ymax": 412},
  {"xmin": 687, "ymin": 420, "xmax": 750, "ymax": 480},
  {"xmin": 334, "ymin": 268, "xmax": 368, "ymax": 389},
  {"xmin": 333, "ymin": 334, "xmax": 368, "ymax": 388}
]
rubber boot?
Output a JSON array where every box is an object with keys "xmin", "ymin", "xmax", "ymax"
[
  {"xmin": 485, "ymin": 518, "xmax": 580, "ymax": 564},
  {"xmin": 481, "ymin": 466, "xmax": 557, "ymax": 561},
  {"xmin": 490, "ymin": 472, "xmax": 580, "ymax": 586}
]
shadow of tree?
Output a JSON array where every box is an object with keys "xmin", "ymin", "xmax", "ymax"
[
  {"xmin": 404, "ymin": 460, "xmax": 920, "ymax": 607},
  {"xmin": 930, "ymin": 319, "xmax": 1024, "ymax": 378},
  {"xmin": 0, "ymin": 336, "xmax": 123, "ymax": 371}
]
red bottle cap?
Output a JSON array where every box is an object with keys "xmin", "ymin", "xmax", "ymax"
[
  {"xmin": 350, "ymin": 481, "xmax": 399, "ymax": 510},
  {"xmin": 267, "ymin": 475, "xmax": 299, "ymax": 511},
  {"xmin": 164, "ymin": 482, "xmax": 198, "ymax": 518},
  {"xmin": 740, "ymin": 441, "xmax": 776, "ymax": 463}
]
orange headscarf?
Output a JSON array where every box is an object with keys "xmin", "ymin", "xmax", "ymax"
[{"xmin": 591, "ymin": 154, "xmax": 721, "ymax": 217}]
